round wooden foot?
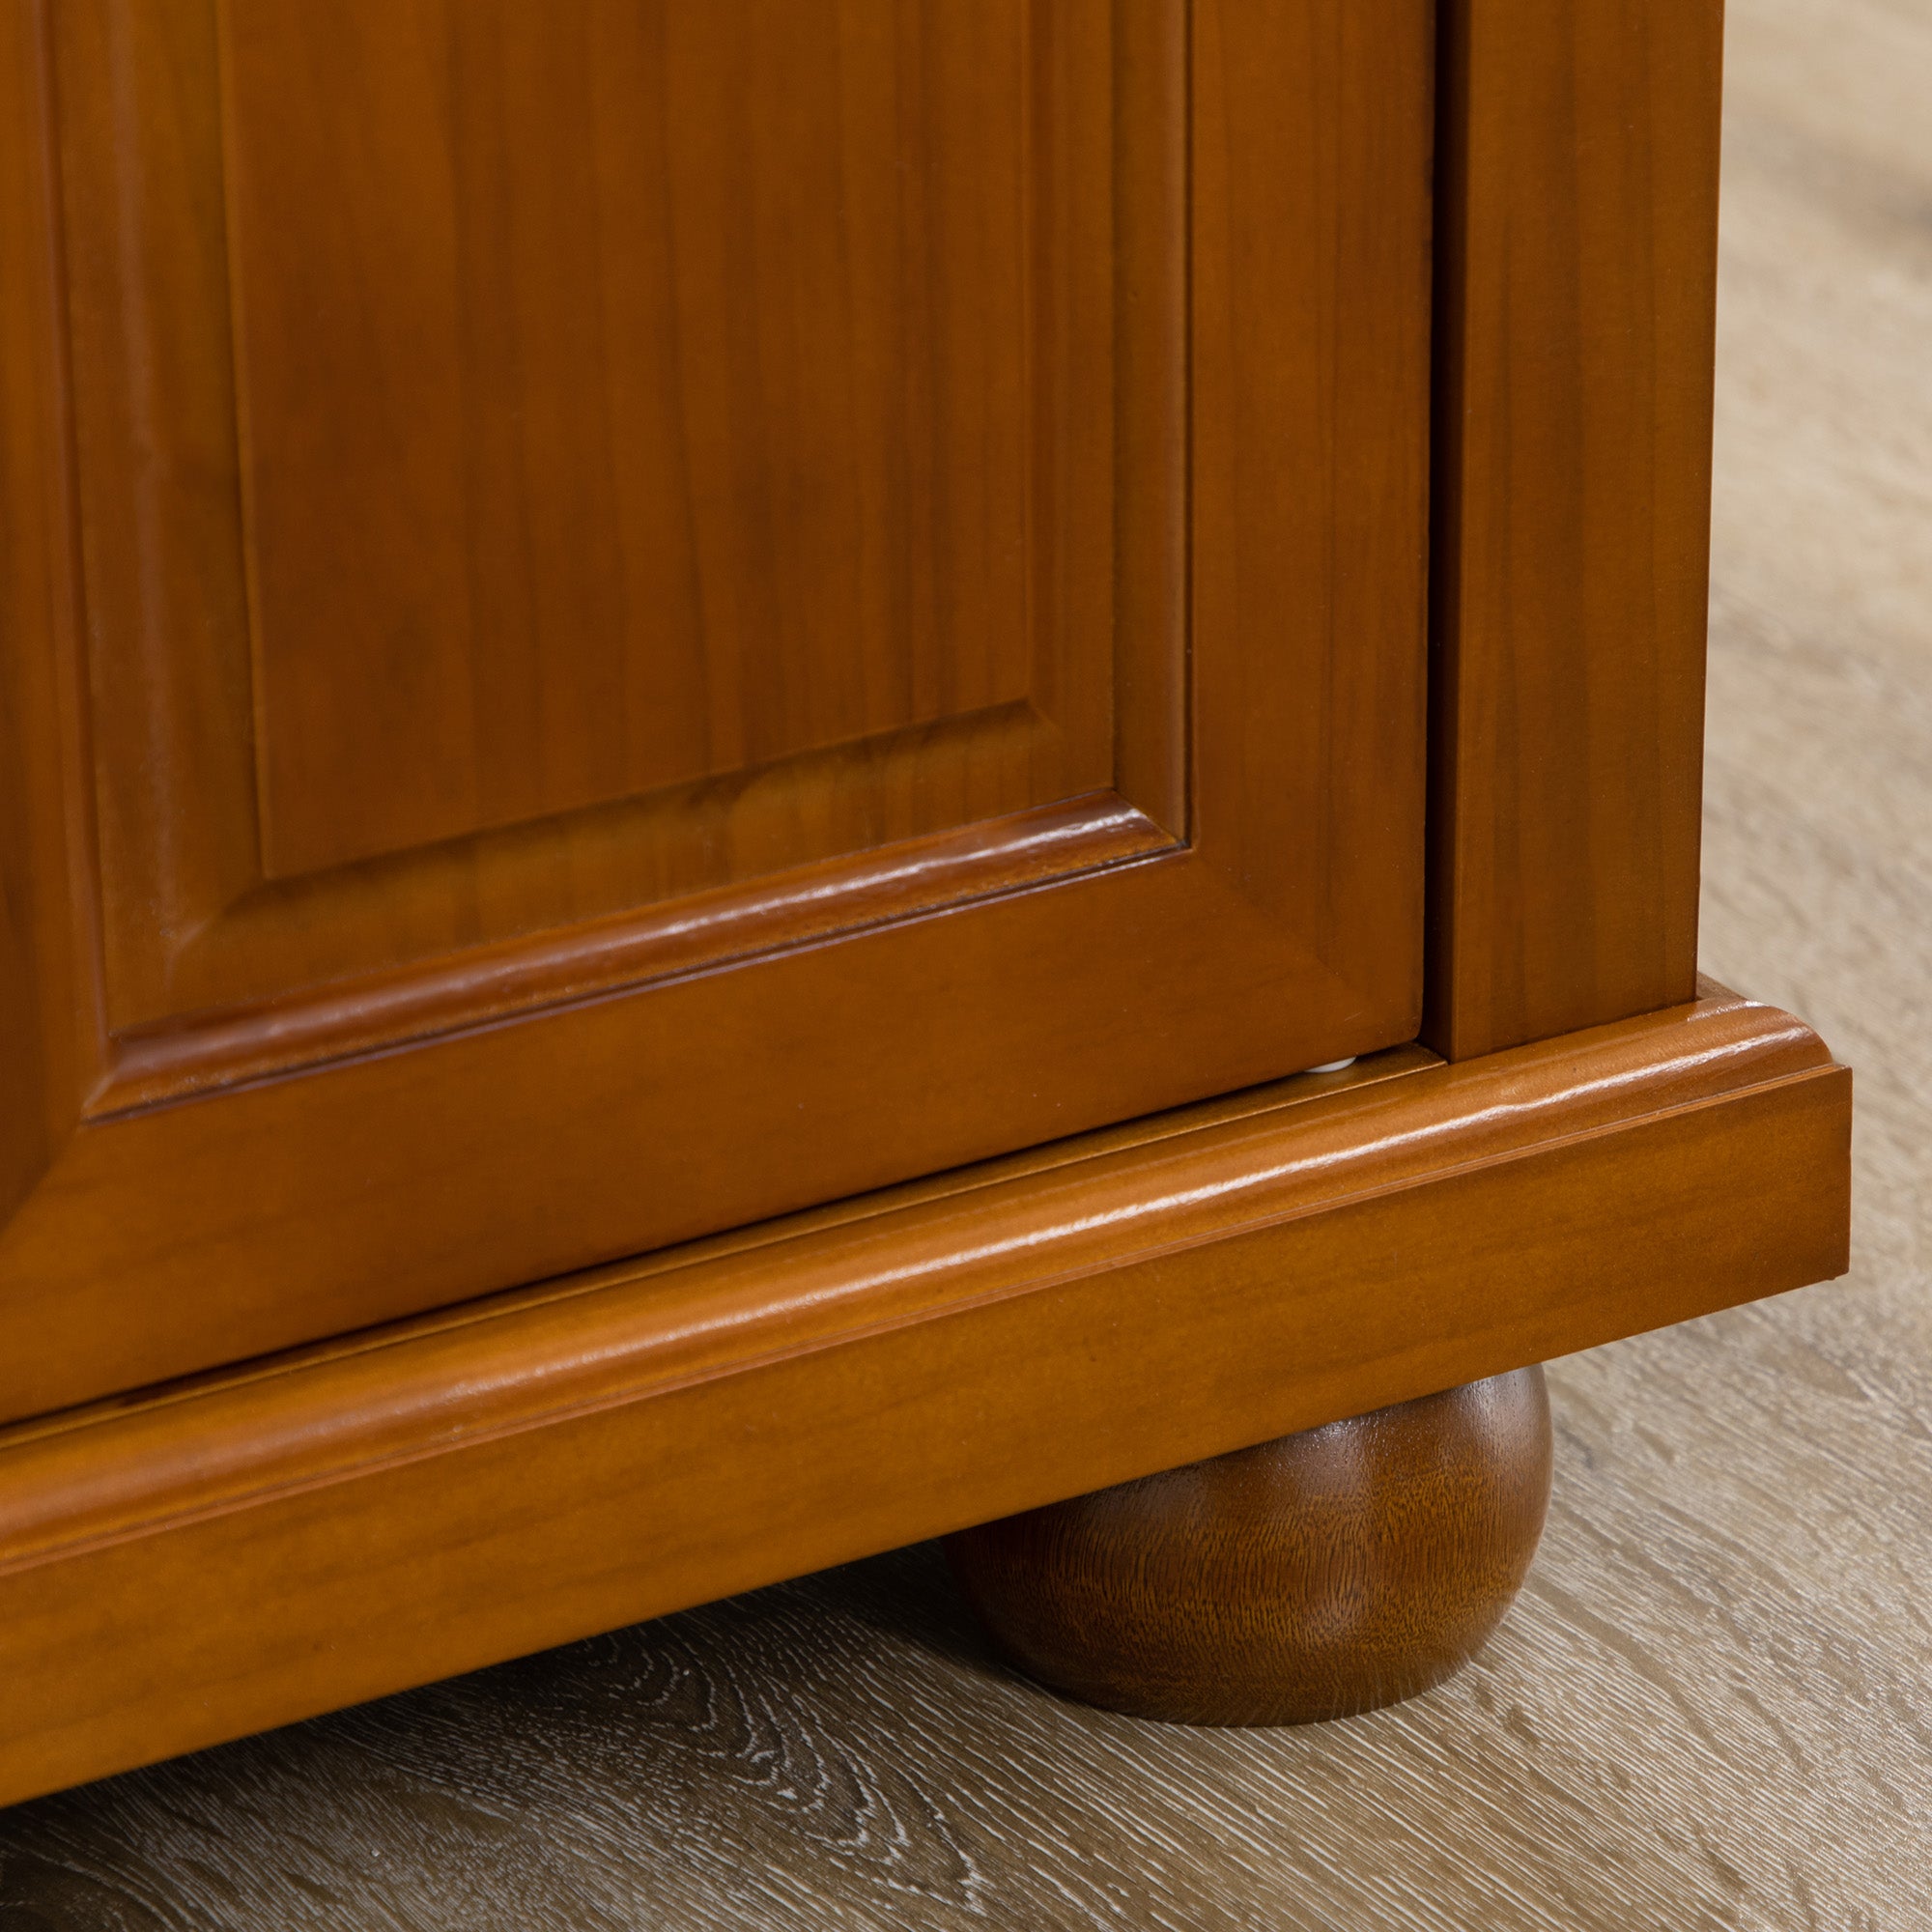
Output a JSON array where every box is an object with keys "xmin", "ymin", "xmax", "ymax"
[{"xmin": 944, "ymin": 1368, "xmax": 1552, "ymax": 1726}]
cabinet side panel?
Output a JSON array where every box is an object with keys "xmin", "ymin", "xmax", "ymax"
[{"xmin": 1426, "ymin": 0, "xmax": 1723, "ymax": 1060}]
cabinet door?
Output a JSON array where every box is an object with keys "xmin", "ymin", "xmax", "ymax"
[{"xmin": 0, "ymin": 0, "xmax": 1432, "ymax": 1420}]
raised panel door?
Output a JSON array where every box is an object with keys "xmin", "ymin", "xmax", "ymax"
[{"xmin": 0, "ymin": 0, "xmax": 1434, "ymax": 1420}]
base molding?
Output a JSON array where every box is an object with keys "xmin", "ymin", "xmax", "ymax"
[{"xmin": 0, "ymin": 985, "xmax": 1849, "ymax": 1804}]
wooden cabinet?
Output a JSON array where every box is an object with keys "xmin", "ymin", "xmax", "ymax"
[{"xmin": 0, "ymin": 0, "xmax": 1849, "ymax": 1804}]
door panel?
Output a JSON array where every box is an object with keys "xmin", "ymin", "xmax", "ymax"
[
  {"xmin": 61, "ymin": 0, "xmax": 1143, "ymax": 1038},
  {"xmin": 225, "ymin": 1, "xmax": 1051, "ymax": 878},
  {"xmin": 0, "ymin": 0, "xmax": 1433, "ymax": 1420}
]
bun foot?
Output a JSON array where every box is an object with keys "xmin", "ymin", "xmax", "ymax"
[{"xmin": 944, "ymin": 1367, "xmax": 1552, "ymax": 1725}]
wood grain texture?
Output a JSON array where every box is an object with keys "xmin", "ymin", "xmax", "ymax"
[
  {"xmin": 53, "ymin": 0, "xmax": 1118, "ymax": 977},
  {"xmin": 946, "ymin": 1370, "xmax": 1552, "ymax": 1726},
  {"xmin": 218, "ymin": 1, "xmax": 1063, "ymax": 879},
  {"xmin": 1425, "ymin": 0, "xmax": 1723, "ymax": 1061},
  {"xmin": 0, "ymin": 1, "xmax": 94, "ymax": 1239},
  {"xmin": 0, "ymin": 3, "xmax": 1919, "ymax": 1917},
  {"xmin": 0, "ymin": 0, "xmax": 1434, "ymax": 1421},
  {"xmin": 0, "ymin": 988, "xmax": 1847, "ymax": 1808}
]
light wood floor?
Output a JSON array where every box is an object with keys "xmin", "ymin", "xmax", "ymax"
[{"xmin": 5, "ymin": 1, "xmax": 1928, "ymax": 1924}]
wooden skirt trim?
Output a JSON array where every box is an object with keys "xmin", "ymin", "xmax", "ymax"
[{"xmin": 0, "ymin": 983, "xmax": 1849, "ymax": 1805}]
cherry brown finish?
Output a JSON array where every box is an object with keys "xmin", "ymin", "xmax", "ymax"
[
  {"xmin": 67, "ymin": 0, "xmax": 1123, "ymax": 909},
  {"xmin": 0, "ymin": 0, "xmax": 85, "ymax": 1246},
  {"xmin": 0, "ymin": 0, "xmax": 1433, "ymax": 1422},
  {"xmin": 0, "ymin": 0, "xmax": 1878, "ymax": 1886},
  {"xmin": 945, "ymin": 1368, "xmax": 1552, "ymax": 1726},
  {"xmin": 1425, "ymin": 0, "xmax": 1725, "ymax": 1060},
  {"xmin": 0, "ymin": 988, "xmax": 1848, "ymax": 1806},
  {"xmin": 0, "ymin": 0, "xmax": 1853, "ymax": 1828}
]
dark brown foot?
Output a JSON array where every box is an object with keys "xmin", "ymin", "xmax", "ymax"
[{"xmin": 944, "ymin": 1368, "xmax": 1552, "ymax": 1726}]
